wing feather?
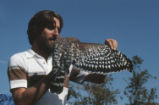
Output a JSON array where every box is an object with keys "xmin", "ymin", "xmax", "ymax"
[{"xmin": 50, "ymin": 37, "xmax": 133, "ymax": 93}]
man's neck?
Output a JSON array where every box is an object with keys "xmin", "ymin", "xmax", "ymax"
[{"xmin": 32, "ymin": 45, "xmax": 51, "ymax": 61}]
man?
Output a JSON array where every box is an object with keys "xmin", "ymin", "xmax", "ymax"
[{"xmin": 8, "ymin": 10, "xmax": 118, "ymax": 105}]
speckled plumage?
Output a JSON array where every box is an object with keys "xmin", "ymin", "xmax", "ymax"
[{"xmin": 50, "ymin": 37, "xmax": 133, "ymax": 93}]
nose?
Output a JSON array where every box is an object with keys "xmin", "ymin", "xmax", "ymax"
[{"xmin": 54, "ymin": 27, "xmax": 59, "ymax": 36}]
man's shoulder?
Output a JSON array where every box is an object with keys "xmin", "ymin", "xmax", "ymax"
[{"xmin": 10, "ymin": 49, "xmax": 31, "ymax": 61}]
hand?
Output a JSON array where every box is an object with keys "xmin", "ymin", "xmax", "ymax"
[{"xmin": 105, "ymin": 39, "xmax": 118, "ymax": 50}]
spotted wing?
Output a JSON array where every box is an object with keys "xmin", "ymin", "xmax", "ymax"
[
  {"xmin": 73, "ymin": 42, "xmax": 133, "ymax": 74},
  {"xmin": 50, "ymin": 37, "xmax": 133, "ymax": 93}
]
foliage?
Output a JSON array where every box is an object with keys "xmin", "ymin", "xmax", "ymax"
[
  {"xmin": 124, "ymin": 56, "xmax": 157, "ymax": 105},
  {"xmin": 68, "ymin": 75, "xmax": 119, "ymax": 105},
  {"xmin": 67, "ymin": 55, "xmax": 158, "ymax": 105}
]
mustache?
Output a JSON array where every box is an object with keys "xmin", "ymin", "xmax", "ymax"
[{"xmin": 49, "ymin": 35, "xmax": 59, "ymax": 41}]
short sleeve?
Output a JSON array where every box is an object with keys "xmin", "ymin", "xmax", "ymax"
[{"xmin": 8, "ymin": 54, "xmax": 27, "ymax": 90}]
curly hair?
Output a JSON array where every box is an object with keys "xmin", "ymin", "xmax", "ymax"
[{"xmin": 27, "ymin": 10, "xmax": 63, "ymax": 45}]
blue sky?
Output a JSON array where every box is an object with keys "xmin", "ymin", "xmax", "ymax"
[{"xmin": 0, "ymin": 0, "xmax": 159, "ymax": 104}]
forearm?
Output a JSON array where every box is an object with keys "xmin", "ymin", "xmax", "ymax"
[
  {"xmin": 13, "ymin": 75, "xmax": 52, "ymax": 105},
  {"xmin": 84, "ymin": 74, "xmax": 106, "ymax": 83},
  {"xmin": 63, "ymin": 76, "xmax": 70, "ymax": 88},
  {"xmin": 70, "ymin": 68, "xmax": 106, "ymax": 84}
]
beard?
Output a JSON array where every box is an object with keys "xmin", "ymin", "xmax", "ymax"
[{"xmin": 36, "ymin": 35, "xmax": 57, "ymax": 55}]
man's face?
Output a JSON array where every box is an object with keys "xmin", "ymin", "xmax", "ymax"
[{"xmin": 37, "ymin": 17, "xmax": 60, "ymax": 53}]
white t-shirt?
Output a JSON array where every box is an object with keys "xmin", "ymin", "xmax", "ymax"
[{"xmin": 8, "ymin": 49, "xmax": 68, "ymax": 105}]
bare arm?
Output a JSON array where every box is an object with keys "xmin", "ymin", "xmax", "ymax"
[
  {"xmin": 70, "ymin": 68, "xmax": 106, "ymax": 84},
  {"xmin": 11, "ymin": 73, "xmax": 52, "ymax": 105}
]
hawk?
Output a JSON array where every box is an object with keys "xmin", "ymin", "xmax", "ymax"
[{"xmin": 50, "ymin": 37, "xmax": 133, "ymax": 93}]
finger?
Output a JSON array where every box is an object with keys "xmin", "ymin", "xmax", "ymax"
[
  {"xmin": 105, "ymin": 39, "xmax": 118, "ymax": 50},
  {"xmin": 112, "ymin": 40, "xmax": 118, "ymax": 50},
  {"xmin": 105, "ymin": 39, "xmax": 114, "ymax": 49}
]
